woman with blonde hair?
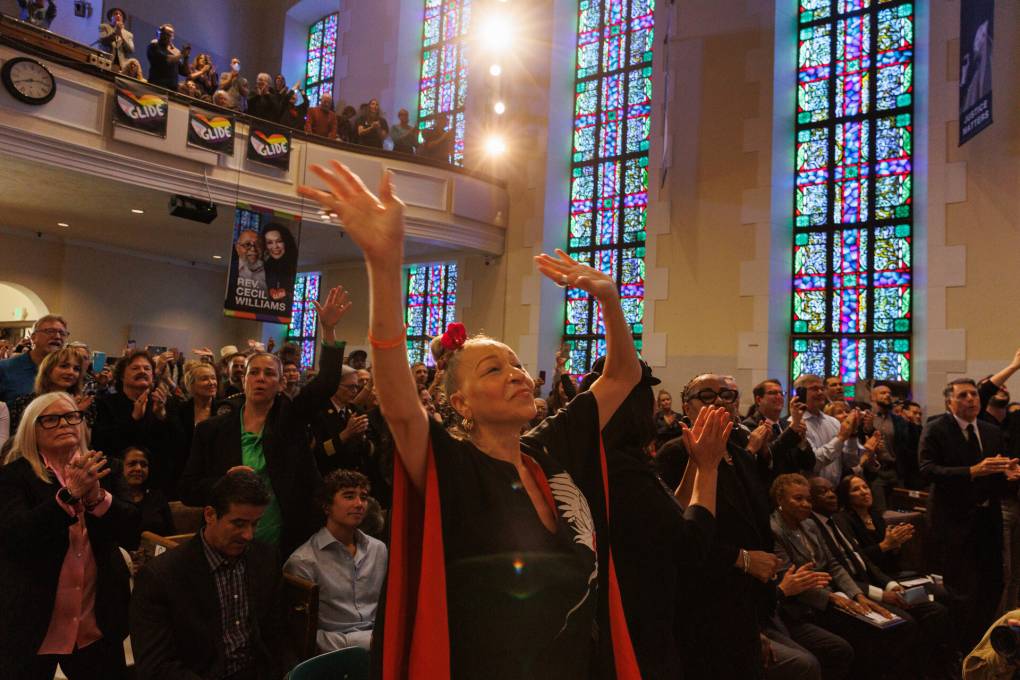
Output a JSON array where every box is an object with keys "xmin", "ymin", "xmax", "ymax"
[
  {"xmin": 8, "ymin": 346, "xmax": 94, "ymax": 433},
  {"xmin": 0, "ymin": 391, "xmax": 139, "ymax": 678}
]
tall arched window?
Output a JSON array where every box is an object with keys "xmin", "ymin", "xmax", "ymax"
[
  {"xmin": 562, "ymin": 0, "xmax": 654, "ymax": 376},
  {"xmin": 304, "ymin": 13, "xmax": 339, "ymax": 108},
  {"xmin": 405, "ymin": 262, "xmax": 458, "ymax": 365},
  {"xmin": 288, "ymin": 272, "xmax": 322, "ymax": 371},
  {"xmin": 416, "ymin": 0, "xmax": 471, "ymax": 165},
  {"xmin": 791, "ymin": 0, "xmax": 914, "ymax": 391}
]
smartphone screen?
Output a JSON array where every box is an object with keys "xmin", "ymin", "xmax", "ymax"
[
  {"xmin": 795, "ymin": 386, "xmax": 808, "ymax": 403},
  {"xmin": 539, "ymin": 370, "xmax": 547, "ymax": 381},
  {"xmin": 91, "ymin": 351, "xmax": 106, "ymax": 374}
]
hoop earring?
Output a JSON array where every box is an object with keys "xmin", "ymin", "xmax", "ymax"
[{"xmin": 462, "ymin": 417, "xmax": 474, "ymax": 433}]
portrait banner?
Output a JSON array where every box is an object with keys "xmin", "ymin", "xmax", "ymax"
[
  {"xmin": 959, "ymin": 0, "xmax": 994, "ymax": 145},
  {"xmin": 223, "ymin": 205, "xmax": 301, "ymax": 324},
  {"xmin": 112, "ymin": 77, "xmax": 169, "ymax": 137},
  {"xmin": 246, "ymin": 122, "xmax": 292, "ymax": 170},
  {"xmin": 187, "ymin": 108, "xmax": 236, "ymax": 155}
]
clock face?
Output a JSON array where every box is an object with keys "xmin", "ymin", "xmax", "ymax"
[{"xmin": 2, "ymin": 58, "xmax": 56, "ymax": 105}]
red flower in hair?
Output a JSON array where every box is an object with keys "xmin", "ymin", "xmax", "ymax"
[{"xmin": 440, "ymin": 322, "xmax": 467, "ymax": 351}]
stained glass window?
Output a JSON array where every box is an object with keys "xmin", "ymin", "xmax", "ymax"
[
  {"xmin": 791, "ymin": 0, "xmax": 913, "ymax": 392},
  {"xmin": 416, "ymin": 0, "xmax": 470, "ymax": 165},
  {"xmin": 287, "ymin": 272, "xmax": 322, "ymax": 371},
  {"xmin": 563, "ymin": 0, "xmax": 654, "ymax": 376},
  {"xmin": 405, "ymin": 263, "xmax": 458, "ymax": 365},
  {"xmin": 304, "ymin": 14, "xmax": 339, "ymax": 108}
]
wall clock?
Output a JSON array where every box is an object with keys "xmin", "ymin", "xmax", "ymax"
[{"xmin": 2, "ymin": 57, "xmax": 57, "ymax": 105}]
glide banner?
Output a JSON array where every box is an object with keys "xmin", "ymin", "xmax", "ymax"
[
  {"xmin": 112, "ymin": 77, "xmax": 168, "ymax": 138},
  {"xmin": 246, "ymin": 122, "xmax": 292, "ymax": 170},
  {"xmin": 187, "ymin": 108, "xmax": 236, "ymax": 155},
  {"xmin": 959, "ymin": 0, "xmax": 994, "ymax": 145},
  {"xmin": 223, "ymin": 204, "xmax": 301, "ymax": 324}
]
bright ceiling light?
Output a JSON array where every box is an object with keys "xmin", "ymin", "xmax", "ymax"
[
  {"xmin": 212, "ymin": 255, "xmax": 223, "ymax": 260},
  {"xmin": 131, "ymin": 208, "xmax": 144, "ymax": 214},
  {"xmin": 493, "ymin": 101, "xmax": 506, "ymax": 115},
  {"xmin": 484, "ymin": 135, "xmax": 507, "ymax": 155},
  {"xmin": 489, "ymin": 63, "xmax": 502, "ymax": 77},
  {"xmin": 57, "ymin": 222, "xmax": 69, "ymax": 227},
  {"xmin": 479, "ymin": 13, "xmax": 513, "ymax": 52}
]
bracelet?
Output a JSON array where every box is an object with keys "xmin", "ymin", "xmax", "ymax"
[
  {"xmin": 741, "ymin": 549, "xmax": 751, "ymax": 573},
  {"xmin": 84, "ymin": 489, "xmax": 106, "ymax": 511},
  {"xmin": 368, "ymin": 325, "xmax": 407, "ymax": 350}
]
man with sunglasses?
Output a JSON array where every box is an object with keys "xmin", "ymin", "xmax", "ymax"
[{"xmin": 0, "ymin": 314, "xmax": 70, "ymax": 403}]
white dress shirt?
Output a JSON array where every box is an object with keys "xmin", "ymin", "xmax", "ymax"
[{"xmin": 804, "ymin": 410, "xmax": 862, "ymax": 485}]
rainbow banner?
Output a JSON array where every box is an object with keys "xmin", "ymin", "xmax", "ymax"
[
  {"xmin": 112, "ymin": 77, "xmax": 168, "ymax": 137},
  {"xmin": 246, "ymin": 122, "xmax": 292, "ymax": 170},
  {"xmin": 187, "ymin": 108, "xmax": 236, "ymax": 155}
]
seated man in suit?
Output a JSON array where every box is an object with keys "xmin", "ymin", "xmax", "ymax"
[
  {"xmin": 920, "ymin": 378, "xmax": 1020, "ymax": 648},
  {"xmin": 809, "ymin": 476, "xmax": 958, "ymax": 676},
  {"xmin": 284, "ymin": 469, "xmax": 387, "ymax": 652},
  {"xmin": 130, "ymin": 471, "xmax": 285, "ymax": 680}
]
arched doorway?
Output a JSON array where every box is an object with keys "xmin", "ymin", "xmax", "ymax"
[{"xmin": 0, "ymin": 282, "xmax": 50, "ymax": 344}]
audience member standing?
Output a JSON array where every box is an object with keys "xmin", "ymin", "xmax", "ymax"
[
  {"xmin": 0, "ymin": 392, "xmax": 140, "ymax": 679},
  {"xmin": 742, "ymin": 379, "xmax": 814, "ymax": 483},
  {"xmin": 0, "ymin": 315, "xmax": 69, "ymax": 403},
  {"xmin": 284, "ymin": 470, "xmax": 388, "ymax": 652},
  {"xmin": 419, "ymin": 117, "xmax": 454, "ymax": 162},
  {"xmin": 187, "ymin": 53, "xmax": 217, "ymax": 97},
  {"xmin": 8, "ymin": 347, "xmax": 95, "ymax": 433},
  {"xmin": 278, "ymin": 88, "xmax": 308, "ymax": 130},
  {"xmin": 98, "ymin": 8, "xmax": 135, "ymax": 72},
  {"xmin": 653, "ymin": 388, "xmax": 683, "ymax": 449},
  {"xmin": 310, "ymin": 366, "xmax": 376, "ymax": 482},
  {"xmin": 390, "ymin": 108, "xmax": 418, "ymax": 154},
  {"xmin": 795, "ymin": 374, "xmax": 866, "ymax": 485},
  {"xmin": 920, "ymin": 378, "xmax": 1018, "ymax": 648},
  {"xmin": 146, "ymin": 24, "xmax": 190, "ymax": 91},
  {"xmin": 305, "ymin": 94, "xmax": 338, "ymax": 139},
  {"xmin": 17, "ymin": 0, "xmax": 55, "ymax": 29},
  {"xmin": 180, "ymin": 287, "xmax": 349, "ymax": 557},
  {"xmin": 248, "ymin": 73, "xmax": 282, "ymax": 121},
  {"xmin": 355, "ymin": 98, "xmax": 389, "ymax": 148},
  {"xmin": 337, "ymin": 105, "xmax": 357, "ymax": 143},
  {"xmin": 131, "ymin": 472, "xmax": 285, "ymax": 679}
]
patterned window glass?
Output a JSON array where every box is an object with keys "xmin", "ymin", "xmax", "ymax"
[
  {"xmin": 405, "ymin": 263, "xmax": 458, "ymax": 366},
  {"xmin": 791, "ymin": 0, "xmax": 913, "ymax": 392},
  {"xmin": 305, "ymin": 13, "xmax": 339, "ymax": 108},
  {"xmin": 563, "ymin": 0, "xmax": 654, "ymax": 376},
  {"xmin": 417, "ymin": 0, "xmax": 471, "ymax": 165},
  {"xmin": 287, "ymin": 272, "xmax": 322, "ymax": 371}
]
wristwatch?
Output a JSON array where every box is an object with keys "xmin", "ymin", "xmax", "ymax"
[{"xmin": 57, "ymin": 487, "xmax": 79, "ymax": 505}]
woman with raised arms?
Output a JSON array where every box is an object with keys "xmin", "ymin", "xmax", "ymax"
[{"xmin": 299, "ymin": 162, "xmax": 730, "ymax": 679}]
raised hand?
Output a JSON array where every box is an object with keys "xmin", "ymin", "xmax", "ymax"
[
  {"xmin": 682, "ymin": 406, "xmax": 733, "ymax": 472},
  {"xmin": 75, "ymin": 394, "xmax": 94, "ymax": 413},
  {"xmin": 312, "ymin": 286, "xmax": 352, "ymax": 344},
  {"xmin": 298, "ymin": 162, "xmax": 406, "ymax": 265},
  {"xmin": 534, "ymin": 249, "xmax": 618, "ymax": 303}
]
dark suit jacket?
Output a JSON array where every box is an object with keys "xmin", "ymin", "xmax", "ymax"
[
  {"xmin": 656, "ymin": 434, "xmax": 775, "ymax": 679},
  {"xmin": 833, "ymin": 508, "xmax": 899, "ymax": 575},
  {"xmin": 179, "ymin": 342, "xmax": 343, "ymax": 556},
  {"xmin": 918, "ymin": 412, "xmax": 1007, "ymax": 529},
  {"xmin": 0, "ymin": 457, "xmax": 140, "ymax": 663},
  {"xmin": 130, "ymin": 535, "xmax": 284, "ymax": 680},
  {"xmin": 93, "ymin": 390, "xmax": 177, "ymax": 493},
  {"xmin": 809, "ymin": 513, "xmax": 893, "ymax": 591},
  {"xmin": 741, "ymin": 412, "xmax": 815, "ymax": 484}
]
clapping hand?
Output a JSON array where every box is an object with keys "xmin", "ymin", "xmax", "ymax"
[
  {"xmin": 879, "ymin": 523, "xmax": 914, "ymax": 551},
  {"xmin": 298, "ymin": 162, "xmax": 406, "ymax": 264},
  {"xmin": 746, "ymin": 422, "xmax": 772, "ymax": 456},
  {"xmin": 131, "ymin": 389, "xmax": 150, "ymax": 421},
  {"xmin": 778, "ymin": 562, "xmax": 831, "ymax": 597},
  {"xmin": 63, "ymin": 450, "xmax": 110, "ymax": 503},
  {"xmin": 534, "ymin": 249, "xmax": 619, "ymax": 303},
  {"xmin": 682, "ymin": 405, "xmax": 733, "ymax": 472}
]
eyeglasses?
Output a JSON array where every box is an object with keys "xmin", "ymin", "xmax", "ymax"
[
  {"xmin": 339, "ymin": 383, "xmax": 360, "ymax": 391},
  {"xmin": 34, "ymin": 328, "xmax": 69, "ymax": 338},
  {"xmin": 36, "ymin": 410, "xmax": 85, "ymax": 429},
  {"xmin": 237, "ymin": 242, "xmax": 259, "ymax": 250},
  {"xmin": 689, "ymin": 388, "xmax": 739, "ymax": 404}
]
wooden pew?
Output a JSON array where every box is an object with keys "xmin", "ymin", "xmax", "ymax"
[{"xmin": 282, "ymin": 572, "xmax": 321, "ymax": 663}]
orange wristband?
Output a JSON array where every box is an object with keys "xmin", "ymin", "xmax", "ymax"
[{"xmin": 368, "ymin": 325, "xmax": 407, "ymax": 350}]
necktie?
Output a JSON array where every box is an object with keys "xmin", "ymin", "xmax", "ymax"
[
  {"xmin": 966, "ymin": 423, "xmax": 983, "ymax": 463},
  {"xmin": 828, "ymin": 518, "xmax": 867, "ymax": 577},
  {"xmin": 772, "ymin": 422, "xmax": 782, "ymax": 439}
]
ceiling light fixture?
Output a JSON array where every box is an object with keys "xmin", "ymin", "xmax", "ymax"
[
  {"xmin": 57, "ymin": 222, "xmax": 69, "ymax": 227},
  {"xmin": 131, "ymin": 209, "xmax": 145, "ymax": 214},
  {"xmin": 212, "ymin": 255, "xmax": 223, "ymax": 260}
]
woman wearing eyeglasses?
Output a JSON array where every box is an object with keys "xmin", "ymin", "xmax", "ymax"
[{"xmin": 0, "ymin": 392, "xmax": 140, "ymax": 679}]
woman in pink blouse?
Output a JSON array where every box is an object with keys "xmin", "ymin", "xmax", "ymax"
[{"xmin": 0, "ymin": 391, "xmax": 139, "ymax": 679}]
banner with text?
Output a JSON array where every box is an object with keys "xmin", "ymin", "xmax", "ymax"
[
  {"xmin": 112, "ymin": 77, "xmax": 168, "ymax": 138},
  {"xmin": 959, "ymin": 0, "xmax": 994, "ymax": 145},
  {"xmin": 187, "ymin": 108, "xmax": 236, "ymax": 155},
  {"xmin": 246, "ymin": 122, "xmax": 292, "ymax": 170},
  {"xmin": 223, "ymin": 205, "xmax": 301, "ymax": 324}
]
